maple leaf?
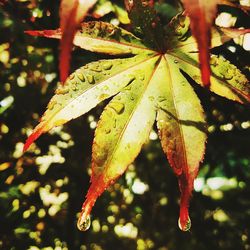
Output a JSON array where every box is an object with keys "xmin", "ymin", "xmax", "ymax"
[{"xmin": 24, "ymin": 1, "xmax": 250, "ymax": 232}]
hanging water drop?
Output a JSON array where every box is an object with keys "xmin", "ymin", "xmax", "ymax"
[
  {"xmin": 178, "ymin": 216, "xmax": 191, "ymax": 232},
  {"xmin": 174, "ymin": 60, "xmax": 178, "ymax": 64},
  {"xmin": 77, "ymin": 211, "xmax": 91, "ymax": 232}
]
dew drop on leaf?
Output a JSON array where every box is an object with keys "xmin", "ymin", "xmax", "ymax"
[
  {"xmin": 77, "ymin": 211, "xmax": 91, "ymax": 232},
  {"xmin": 47, "ymin": 100, "xmax": 56, "ymax": 110},
  {"xmin": 124, "ymin": 85, "xmax": 131, "ymax": 91},
  {"xmin": 139, "ymin": 74, "xmax": 145, "ymax": 81},
  {"xmin": 105, "ymin": 128, "xmax": 111, "ymax": 134},
  {"xmin": 109, "ymin": 102, "xmax": 125, "ymax": 114},
  {"xmin": 55, "ymin": 87, "xmax": 69, "ymax": 95},
  {"xmin": 69, "ymin": 74, "xmax": 75, "ymax": 80},
  {"xmin": 77, "ymin": 73, "xmax": 85, "ymax": 82},
  {"xmin": 103, "ymin": 62, "xmax": 113, "ymax": 70},
  {"xmin": 178, "ymin": 216, "xmax": 191, "ymax": 232},
  {"xmin": 86, "ymin": 74, "xmax": 95, "ymax": 84},
  {"xmin": 158, "ymin": 96, "xmax": 166, "ymax": 103}
]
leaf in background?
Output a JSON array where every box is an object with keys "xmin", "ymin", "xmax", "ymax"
[
  {"xmin": 92, "ymin": 1, "xmax": 130, "ymax": 24},
  {"xmin": 59, "ymin": 0, "xmax": 97, "ymax": 83},
  {"xmin": 25, "ymin": 21, "xmax": 151, "ymax": 55},
  {"xmin": 181, "ymin": 0, "xmax": 218, "ymax": 87},
  {"xmin": 218, "ymin": 0, "xmax": 250, "ymax": 14}
]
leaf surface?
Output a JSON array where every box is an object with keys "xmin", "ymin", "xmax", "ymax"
[
  {"xmin": 59, "ymin": 0, "xmax": 97, "ymax": 82},
  {"xmin": 78, "ymin": 55, "xmax": 163, "ymax": 225},
  {"xmin": 24, "ymin": 54, "xmax": 157, "ymax": 151},
  {"xmin": 156, "ymin": 55, "xmax": 206, "ymax": 231},
  {"xmin": 167, "ymin": 13, "xmax": 250, "ymax": 103},
  {"xmin": 25, "ymin": 21, "xmax": 152, "ymax": 55}
]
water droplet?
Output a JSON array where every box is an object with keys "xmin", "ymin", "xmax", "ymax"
[
  {"xmin": 139, "ymin": 74, "xmax": 145, "ymax": 81},
  {"xmin": 124, "ymin": 85, "xmax": 131, "ymax": 91},
  {"xmin": 105, "ymin": 127, "xmax": 111, "ymax": 134},
  {"xmin": 106, "ymin": 26, "xmax": 115, "ymax": 35},
  {"xmin": 113, "ymin": 119, "xmax": 117, "ymax": 128},
  {"xmin": 90, "ymin": 65, "xmax": 102, "ymax": 72},
  {"xmin": 223, "ymin": 74, "xmax": 233, "ymax": 80},
  {"xmin": 86, "ymin": 74, "xmax": 95, "ymax": 84},
  {"xmin": 47, "ymin": 100, "xmax": 56, "ymax": 110},
  {"xmin": 174, "ymin": 60, "xmax": 178, "ymax": 64},
  {"xmin": 77, "ymin": 211, "xmax": 91, "ymax": 232},
  {"xmin": 109, "ymin": 102, "xmax": 125, "ymax": 114},
  {"xmin": 103, "ymin": 85, "xmax": 109, "ymax": 91},
  {"xmin": 178, "ymin": 216, "xmax": 191, "ymax": 232},
  {"xmin": 210, "ymin": 57, "xmax": 218, "ymax": 66},
  {"xmin": 55, "ymin": 87, "xmax": 69, "ymax": 95},
  {"xmin": 130, "ymin": 96, "xmax": 135, "ymax": 101},
  {"xmin": 77, "ymin": 73, "xmax": 85, "ymax": 81},
  {"xmin": 69, "ymin": 74, "xmax": 75, "ymax": 80},
  {"xmin": 72, "ymin": 84, "xmax": 79, "ymax": 91},
  {"xmin": 158, "ymin": 96, "xmax": 166, "ymax": 102},
  {"xmin": 103, "ymin": 62, "xmax": 113, "ymax": 70}
]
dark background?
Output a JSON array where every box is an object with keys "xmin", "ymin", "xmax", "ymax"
[{"xmin": 0, "ymin": 1, "xmax": 250, "ymax": 249}]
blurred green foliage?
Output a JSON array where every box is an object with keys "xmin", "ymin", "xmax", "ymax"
[{"xmin": 0, "ymin": 1, "xmax": 250, "ymax": 249}]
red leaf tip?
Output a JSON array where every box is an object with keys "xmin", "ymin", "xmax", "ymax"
[
  {"xmin": 77, "ymin": 177, "xmax": 106, "ymax": 231},
  {"xmin": 23, "ymin": 128, "xmax": 43, "ymax": 153}
]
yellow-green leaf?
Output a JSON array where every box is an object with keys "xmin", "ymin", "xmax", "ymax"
[
  {"xmin": 156, "ymin": 55, "xmax": 206, "ymax": 231},
  {"xmin": 24, "ymin": 54, "xmax": 157, "ymax": 151},
  {"xmin": 167, "ymin": 14, "xmax": 250, "ymax": 103},
  {"xmin": 26, "ymin": 21, "xmax": 153, "ymax": 55}
]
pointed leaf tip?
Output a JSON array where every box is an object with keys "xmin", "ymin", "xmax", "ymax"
[
  {"xmin": 23, "ymin": 127, "xmax": 43, "ymax": 152},
  {"xmin": 25, "ymin": 29, "xmax": 60, "ymax": 37},
  {"xmin": 80, "ymin": 177, "xmax": 106, "ymax": 228},
  {"xmin": 178, "ymin": 174, "xmax": 192, "ymax": 232}
]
